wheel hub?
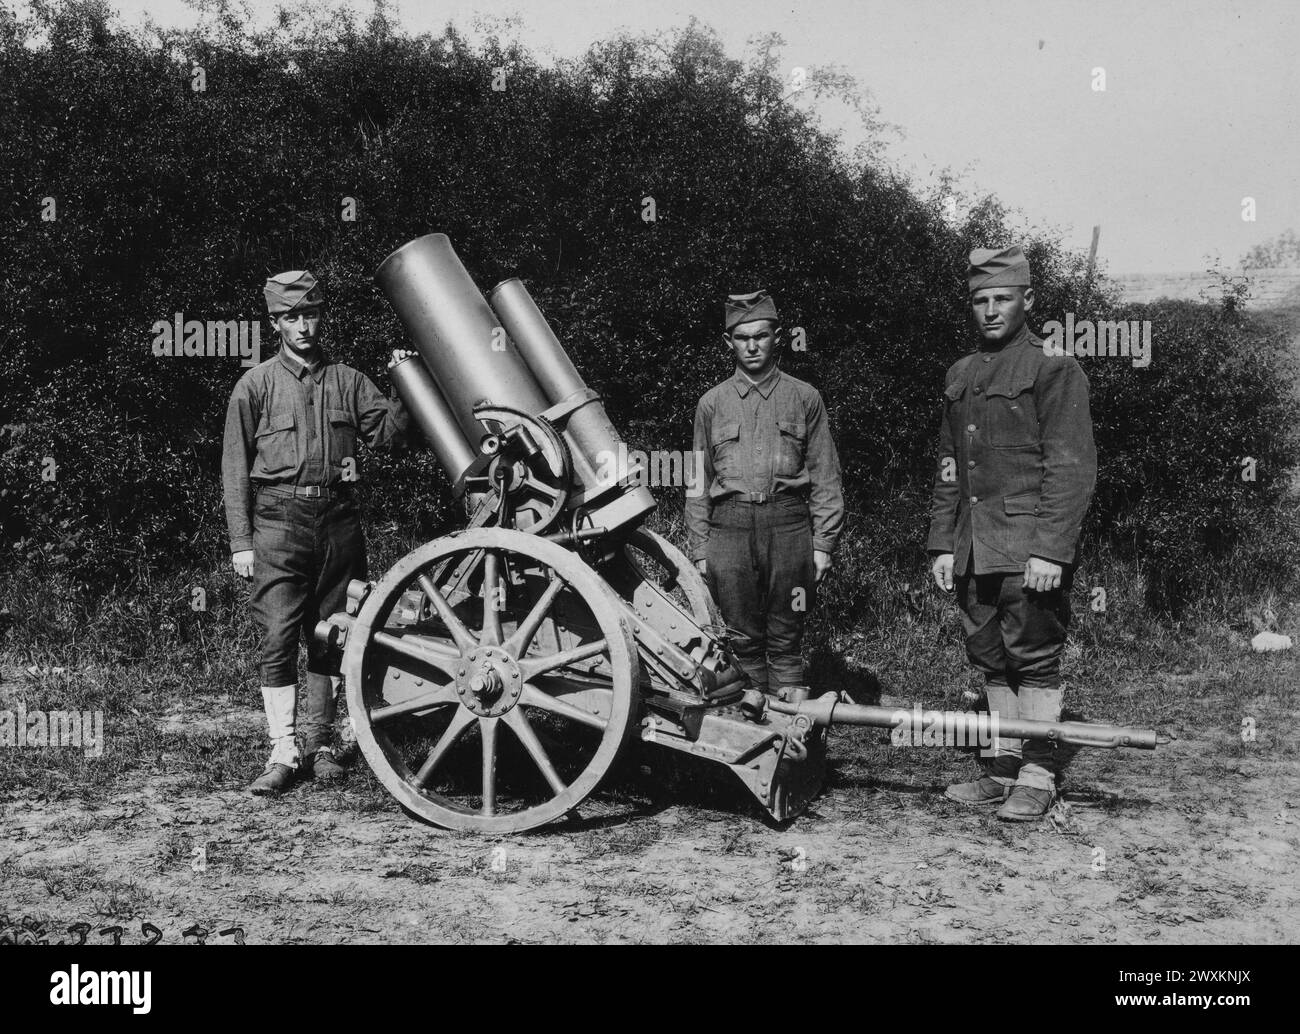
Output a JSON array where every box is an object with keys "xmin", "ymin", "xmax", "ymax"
[{"xmin": 455, "ymin": 646, "xmax": 523, "ymax": 717}]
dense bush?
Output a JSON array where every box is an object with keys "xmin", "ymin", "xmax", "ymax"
[{"xmin": 1, "ymin": 0, "xmax": 1296, "ymax": 616}]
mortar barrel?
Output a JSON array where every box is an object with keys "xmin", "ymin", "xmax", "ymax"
[
  {"xmin": 489, "ymin": 277, "xmax": 655, "ymax": 533},
  {"xmin": 375, "ymin": 234, "xmax": 550, "ymax": 443},
  {"xmin": 388, "ymin": 354, "xmax": 476, "ymax": 483}
]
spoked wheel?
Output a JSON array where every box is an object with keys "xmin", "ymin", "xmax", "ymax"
[{"xmin": 343, "ymin": 528, "xmax": 639, "ymax": 832}]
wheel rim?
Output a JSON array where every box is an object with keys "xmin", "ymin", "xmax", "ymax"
[
  {"xmin": 343, "ymin": 528, "xmax": 639, "ymax": 832},
  {"xmin": 622, "ymin": 526, "xmax": 720, "ymax": 628}
]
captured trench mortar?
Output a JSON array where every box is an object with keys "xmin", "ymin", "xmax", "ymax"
[{"xmin": 315, "ymin": 233, "xmax": 1164, "ymax": 833}]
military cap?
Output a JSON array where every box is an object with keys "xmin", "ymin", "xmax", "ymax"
[
  {"xmin": 264, "ymin": 270, "xmax": 325, "ymax": 315},
  {"xmin": 967, "ymin": 246, "xmax": 1032, "ymax": 293},
  {"xmin": 725, "ymin": 290, "xmax": 779, "ymax": 332}
]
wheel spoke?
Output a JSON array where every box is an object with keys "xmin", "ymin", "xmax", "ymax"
[
  {"xmin": 522, "ymin": 475, "xmax": 561, "ymax": 501},
  {"xmin": 413, "ymin": 706, "xmax": 475, "ymax": 788},
  {"xmin": 480, "ymin": 717, "xmax": 499, "ymax": 816},
  {"xmin": 503, "ymin": 708, "xmax": 567, "ymax": 794},
  {"xmin": 369, "ymin": 683, "xmax": 459, "ymax": 723},
  {"xmin": 417, "ymin": 572, "xmax": 477, "ymax": 653},
  {"xmin": 481, "ymin": 550, "xmax": 503, "ymax": 646},
  {"xmin": 503, "ymin": 575, "xmax": 564, "ymax": 658},
  {"xmin": 517, "ymin": 637, "xmax": 609, "ymax": 681},
  {"xmin": 520, "ymin": 683, "xmax": 608, "ymax": 730},
  {"xmin": 373, "ymin": 630, "xmax": 462, "ymax": 677}
]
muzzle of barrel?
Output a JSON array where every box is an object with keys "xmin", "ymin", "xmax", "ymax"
[{"xmin": 375, "ymin": 233, "xmax": 655, "ymax": 537}]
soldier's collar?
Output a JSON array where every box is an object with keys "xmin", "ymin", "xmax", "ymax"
[
  {"xmin": 277, "ymin": 345, "xmax": 329, "ymax": 382},
  {"xmin": 731, "ymin": 364, "xmax": 782, "ymax": 398},
  {"xmin": 978, "ymin": 322, "xmax": 1032, "ymax": 354}
]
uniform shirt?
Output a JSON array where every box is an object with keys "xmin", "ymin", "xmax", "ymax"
[
  {"xmin": 222, "ymin": 347, "xmax": 410, "ymax": 554},
  {"xmin": 685, "ymin": 365, "xmax": 845, "ymax": 561},
  {"xmin": 927, "ymin": 324, "xmax": 1097, "ymax": 575}
]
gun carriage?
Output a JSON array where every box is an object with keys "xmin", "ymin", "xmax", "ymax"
[{"xmin": 315, "ymin": 234, "xmax": 1160, "ymax": 833}]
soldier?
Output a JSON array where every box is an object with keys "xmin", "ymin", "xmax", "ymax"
[
  {"xmin": 928, "ymin": 246, "xmax": 1097, "ymax": 821},
  {"xmin": 685, "ymin": 290, "xmax": 845, "ymax": 697},
  {"xmin": 223, "ymin": 270, "xmax": 413, "ymax": 796}
]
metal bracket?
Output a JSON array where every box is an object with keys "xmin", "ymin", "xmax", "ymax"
[{"xmin": 540, "ymin": 387, "xmax": 601, "ymax": 426}]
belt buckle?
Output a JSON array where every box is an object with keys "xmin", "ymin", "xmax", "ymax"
[
  {"xmin": 302, "ymin": 485, "xmax": 322, "ymax": 499},
  {"xmin": 752, "ymin": 491, "xmax": 768, "ymax": 505}
]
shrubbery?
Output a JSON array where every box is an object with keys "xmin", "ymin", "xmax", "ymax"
[{"xmin": 1, "ymin": 0, "xmax": 1296, "ymax": 619}]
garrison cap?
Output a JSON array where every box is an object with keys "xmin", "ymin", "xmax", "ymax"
[
  {"xmin": 725, "ymin": 290, "xmax": 779, "ymax": 332},
  {"xmin": 967, "ymin": 246, "xmax": 1032, "ymax": 293},
  {"xmin": 264, "ymin": 270, "xmax": 325, "ymax": 315}
]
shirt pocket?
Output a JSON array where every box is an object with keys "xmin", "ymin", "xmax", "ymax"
[
  {"xmin": 1003, "ymin": 492, "xmax": 1041, "ymax": 517},
  {"xmin": 984, "ymin": 377, "xmax": 1038, "ymax": 448},
  {"xmin": 775, "ymin": 418, "xmax": 807, "ymax": 476},
  {"xmin": 254, "ymin": 412, "xmax": 298, "ymax": 478},
  {"xmin": 710, "ymin": 420, "xmax": 742, "ymax": 482},
  {"xmin": 327, "ymin": 408, "xmax": 358, "ymax": 478}
]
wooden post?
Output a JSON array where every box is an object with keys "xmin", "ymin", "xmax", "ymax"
[{"xmin": 1082, "ymin": 224, "xmax": 1101, "ymax": 308}]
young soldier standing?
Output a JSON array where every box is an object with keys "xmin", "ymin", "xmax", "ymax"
[
  {"xmin": 685, "ymin": 291, "xmax": 845, "ymax": 697},
  {"xmin": 223, "ymin": 270, "xmax": 413, "ymax": 795},
  {"xmin": 928, "ymin": 247, "xmax": 1097, "ymax": 821}
]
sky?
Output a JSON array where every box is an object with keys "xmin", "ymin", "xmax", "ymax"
[{"xmin": 32, "ymin": 0, "xmax": 1300, "ymax": 274}]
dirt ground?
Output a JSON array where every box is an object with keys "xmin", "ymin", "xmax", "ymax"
[{"xmin": 2, "ymin": 660, "xmax": 1297, "ymax": 945}]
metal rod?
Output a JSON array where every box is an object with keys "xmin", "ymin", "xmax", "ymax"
[{"xmin": 766, "ymin": 696, "xmax": 1161, "ymax": 750}]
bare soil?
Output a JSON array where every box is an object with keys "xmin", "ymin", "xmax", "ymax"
[{"xmin": 2, "ymin": 663, "xmax": 1296, "ymax": 944}]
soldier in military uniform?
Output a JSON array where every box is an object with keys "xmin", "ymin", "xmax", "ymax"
[
  {"xmin": 928, "ymin": 246, "xmax": 1097, "ymax": 821},
  {"xmin": 222, "ymin": 271, "xmax": 413, "ymax": 796},
  {"xmin": 685, "ymin": 291, "xmax": 845, "ymax": 697}
]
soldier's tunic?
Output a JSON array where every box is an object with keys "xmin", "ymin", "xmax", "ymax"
[
  {"xmin": 927, "ymin": 323, "xmax": 1097, "ymax": 787},
  {"xmin": 686, "ymin": 366, "xmax": 844, "ymax": 692},
  {"xmin": 222, "ymin": 347, "xmax": 409, "ymax": 750}
]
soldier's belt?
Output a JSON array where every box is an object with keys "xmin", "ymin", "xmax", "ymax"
[
  {"xmin": 719, "ymin": 491, "xmax": 808, "ymax": 506},
  {"xmin": 256, "ymin": 483, "xmax": 353, "ymax": 500}
]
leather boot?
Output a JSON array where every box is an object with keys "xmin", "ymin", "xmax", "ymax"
[
  {"xmin": 945, "ymin": 752, "xmax": 1019, "ymax": 806},
  {"xmin": 249, "ymin": 763, "xmax": 296, "ymax": 796},
  {"xmin": 302, "ymin": 746, "xmax": 346, "ymax": 783},
  {"xmin": 997, "ymin": 784, "xmax": 1055, "ymax": 822},
  {"xmin": 944, "ymin": 774, "xmax": 1013, "ymax": 806}
]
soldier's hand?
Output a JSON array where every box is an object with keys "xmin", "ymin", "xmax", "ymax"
[
  {"xmin": 388, "ymin": 348, "xmax": 418, "ymax": 368},
  {"xmin": 813, "ymin": 549, "xmax": 833, "ymax": 584},
  {"xmin": 232, "ymin": 550, "xmax": 255, "ymax": 580},
  {"xmin": 695, "ymin": 559, "xmax": 707, "ymax": 578},
  {"xmin": 1023, "ymin": 556, "xmax": 1062, "ymax": 592},
  {"xmin": 931, "ymin": 553, "xmax": 955, "ymax": 593}
]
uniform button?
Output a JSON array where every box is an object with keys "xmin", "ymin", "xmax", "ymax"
[
  {"xmin": 970, "ymin": 495, "xmax": 978, "ymax": 504},
  {"xmin": 974, "ymin": 386, "xmax": 982, "ymax": 395},
  {"xmin": 966, "ymin": 424, "xmax": 976, "ymax": 433},
  {"xmin": 967, "ymin": 460, "xmax": 975, "ymax": 468},
  {"xmin": 983, "ymin": 356, "xmax": 991, "ymax": 363}
]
